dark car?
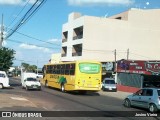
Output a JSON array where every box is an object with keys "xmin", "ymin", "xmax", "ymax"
[
  {"xmin": 8, "ymin": 72, "xmax": 13, "ymax": 77},
  {"xmin": 123, "ymin": 88, "xmax": 160, "ymax": 112}
]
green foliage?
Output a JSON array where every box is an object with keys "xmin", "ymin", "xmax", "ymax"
[
  {"xmin": 0, "ymin": 47, "xmax": 15, "ymax": 71},
  {"xmin": 21, "ymin": 62, "xmax": 37, "ymax": 72}
]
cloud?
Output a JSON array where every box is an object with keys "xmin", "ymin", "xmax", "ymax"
[
  {"xmin": 19, "ymin": 43, "xmax": 52, "ymax": 53},
  {"xmin": 47, "ymin": 38, "xmax": 61, "ymax": 44},
  {"xmin": 0, "ymin": 0, "xmax": 37, "ymax": 5},
  {"xmin": 67, "ymin": 0, "xmax": 134, "ymax": 6},
  {"xmin": 146, "ymin": 2, "xmax": 149, "ymax": 6}
]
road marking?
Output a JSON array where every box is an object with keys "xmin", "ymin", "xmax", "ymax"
[
  {"xmin": 43, "ymin": 107, "xmax": 49, "ymax": 110},
  {"xmin": 10, "ymin": 97, "xmax": 28, "ymax": 101}
]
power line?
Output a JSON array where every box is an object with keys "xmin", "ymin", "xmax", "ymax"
[
  {"xmin": 5, "ymin": 0, "xmax": 47, "ymax": 39},
  {"xmin": 7, "ymin": 38, "xmax": 60, "ymax": 50},
  {"xmin": 6, "ymin": 0, "xmax": 39, "ymax": 38},
  {"xmin": 129, "ymin": 52, "xmax": 152, "ymax": 59},
  {"xmin": 15, "ymin": 58, "xmax": 48, "ymax": 63},
  {"xmin": 7, "ymin": 0, "xmax": 31, "ymax": 30},
  {"xmin": 6, "ymin": 27, "xmax": 61, "ymax": 46}
]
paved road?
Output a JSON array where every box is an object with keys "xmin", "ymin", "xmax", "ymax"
[{"xmin": 0, "ymin": 77, "xmax": 159, "ymax": 120}]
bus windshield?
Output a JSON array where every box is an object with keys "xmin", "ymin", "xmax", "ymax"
[{"xmin": 79, "ymin": 63, "xmax": 100, "ymax": 74}]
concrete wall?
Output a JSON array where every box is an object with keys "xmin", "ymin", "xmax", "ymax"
[{"xmin": 61, "ymin": 9, "xmax": 160, "ymax": 62}]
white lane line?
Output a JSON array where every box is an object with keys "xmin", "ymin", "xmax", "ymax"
[
  {"xmin": 10, "ymin": 97, "xmax": 28, "ymax": 101},
  {"xmin": 43, "ymin": 107, "xmax": 49, "ymax": 110}
]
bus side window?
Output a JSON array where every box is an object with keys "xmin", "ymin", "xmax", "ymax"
[
  {"xmin": 46, "ymin": 65, "xmax": 50, "ymax": 74},
  {"xmin": 65, "ymin": 64, "xmax": 70, "ymax": 75},
  {"xmin": 61, "ymin": 64, "xmax": 65, "ymax": 75},
  {"xmin": 70, "ymin": 70, "xmax": 75, "ymax": 75},
  {"xmin": 57, "ymin": 65, "xmax": 60, "ymax": 74},
  {"xmin": 70, "ymin": 64, "xmax": 75, "ymax": 75},
  {"xmin": 65, "ymin": 70, "xmax": 69, "ymax": 75},
  {"xmin": 50, "ymin": 65, "xmax": 53, "ymax": 74}
]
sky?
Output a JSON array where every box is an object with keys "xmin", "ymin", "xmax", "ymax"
[{"xmin": 0, "ymin": 0, "xmax": 160, "ymax": 68}]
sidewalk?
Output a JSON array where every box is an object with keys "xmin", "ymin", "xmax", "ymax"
[
  {"xmin": 99, "ymin": 90, "xmax": 132, "ymax": 100},
  {"xmin": 0, "ymin": 93, "xmax": 37, "ymax": 109}
]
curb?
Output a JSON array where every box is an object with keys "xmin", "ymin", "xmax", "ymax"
[{"xmin": 99, "ymin": 90, "xmax": 132, "ymax": 100}]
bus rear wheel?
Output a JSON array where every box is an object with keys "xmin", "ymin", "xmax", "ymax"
[
  {"xmin": 45, "ymin": 81, "xmax": 48, "ymax": 87},
  {"xmin": 79, "ymin": 90, "xmax": 87, "ymax": 94}
]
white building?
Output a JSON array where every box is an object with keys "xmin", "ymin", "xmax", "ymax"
[
  {"xmin": 50, "ymin": 53, "xmax": 61, "ymax": 63},
  {"xmin": 61, "ymin": 8, "xmax": 160, "ymax": 62}
]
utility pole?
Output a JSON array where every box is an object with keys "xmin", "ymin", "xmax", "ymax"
[
  {"xmin": 37, "ymin": 60, "xmax": 38, "ymax": 75},
  {"xmin": 114, "ymin": 49, "xmax": 116, "ymax": 63},
  {"xmin": 0, "ymin": 14, "xmax": 4, "ymax": 48},
  {"xmin": 114, "ymin": 49, "xmax": 117, "ymax": 72},
  {"xmin": 127, "ymin": 48, "xmax": 129, "ymax": 60}
]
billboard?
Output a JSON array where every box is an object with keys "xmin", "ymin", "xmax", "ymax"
[
  {"xmin": 117, "ymin": 59, "xmax": 160, "ymax": 75},
  {"xmin": 102, "ymin": 62, "xmax": 115, "ymax": 74}
]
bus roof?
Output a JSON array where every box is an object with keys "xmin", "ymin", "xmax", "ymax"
[{"xmin": 44, "ymin": 60, "xmax": 101, "ymax": 66}]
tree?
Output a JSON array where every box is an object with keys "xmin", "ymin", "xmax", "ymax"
[
  {"xmin": 28, "ymin": 65, "xmax": 37, "ymax": 72},
  {"xmin": 0, "ymin": 47, "xmax": 15, "ymax": 71},
  {"xmin": 21, "ymin": 62, "xmax": 29, "ymax": 71},
  {"xmin": 21, "ymin": 62, "xmax": 37, "ymax": 72}
]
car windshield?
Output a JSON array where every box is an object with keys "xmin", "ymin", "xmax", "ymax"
[
  {"xmin": 157, "ymin": 90, "xmax": 160, "ymax": 96},
  {"xmin": 0, "ymin": 73, "xmax": 5, "ymax": 77},
  {"xmin": 38, "ymin": 73, "xmax": 43, "ymax": 75},
  {"xmin": 105, "ymin": 80, "xmax": 115, "ymax": 84},
  {"xmin": 26, "ymin": 78, "xmax": 37, "ymax": 81}
]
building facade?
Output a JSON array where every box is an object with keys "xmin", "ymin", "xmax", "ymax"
[
  {"xmin": 116, "ymin": 59, "xmax": 160, "ymax": 93},
  {"xmin": 61, "ymin": 8, "xmax": 160, "ymax": 62}
]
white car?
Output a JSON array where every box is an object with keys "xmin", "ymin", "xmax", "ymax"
[
  {"xmin": 0, "ymin": 71, "xmax": 10, "ymax": 89},
  {"xmin": 36, "ymin": 73, "xmax": 43, "ymax": 78},
  {"xmin": 101, "ymin": 78, "xmax": 117, "ymax": 92},
  {"xmin": 22, "ymin": 77, "xmax": 41, "ymax": 90}
]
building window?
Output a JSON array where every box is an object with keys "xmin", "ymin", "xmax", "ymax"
[
  {"xmin": 115, "ymin": 17, "xmax": 122, "ymax": 20},
  {"xmin": 62, "ymin": 31, "xmax": 68, "ymax": 43},
  {"xmin": 61, "ymin": 46, "xmax": 67, "ymax": 57},
  {"xmin": 72, "ymin": 44, "xmax": 82, "ymax": 56},
  {"xmin": 73, "ymin": 26, "xmax": 83, "ymax": 40}
]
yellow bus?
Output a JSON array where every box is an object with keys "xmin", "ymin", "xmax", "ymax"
[{"xmin": 42, "ymin": 61, "xmax": 102, "ymax": 93}]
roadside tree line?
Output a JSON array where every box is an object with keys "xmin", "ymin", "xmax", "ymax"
[{"xmin": 0, "ymin": 47, "xmax": 38, "ymax": 73}]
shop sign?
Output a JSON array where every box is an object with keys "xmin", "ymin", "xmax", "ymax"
[
  {"xmin": 117, "ymin": 59, "xmax": 160, "ymax": 75},
  {"xmin": 145, "ymin": 61, "xmax": 160, "ymax": 75},
  {"xmin": 102, "ymin": 62, "xmax": 115, "ymax": 72}
]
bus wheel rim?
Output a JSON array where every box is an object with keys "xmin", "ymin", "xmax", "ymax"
[{"xmin": 61, "ymin": 85, "xmax": 64, "ymax": 91}]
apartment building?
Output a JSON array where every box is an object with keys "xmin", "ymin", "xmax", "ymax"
[{"xmin": 61, "ymin": 8, "xmax": 160, "ymax": 62}]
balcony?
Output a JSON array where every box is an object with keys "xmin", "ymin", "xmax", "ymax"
[
  {"xmin": 73, "ymin": 34, "xmax": 83, "ymax": 40},
  {"xmin": 61, "ymin": 54, "xmax": 67, "ymax": 57},
  {"xmin": 72, "ymin": 52, "xmax": 82, "ymax": 56},
  {"xmin": 73, "ymin": 26, "xmax": 83, "ymax": 40},
  {"xmin": 62, "ymin": 39, "xmax": 67, "ymax": 43},
  {"xmin": 61, "ymin": 46, "xmax": 67, "ymax": 57},
  {"xmin": 62, "ymin": 31, "xmax": 68, "ymax": 43},
  {"xmin": 72, "ymin": 44, "xmax": 82, "ymax": 57}
]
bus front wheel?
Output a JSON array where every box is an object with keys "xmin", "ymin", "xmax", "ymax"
[{"xmin": 61, "ymin": 83, "xmax": 65, "ymax": 92}]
